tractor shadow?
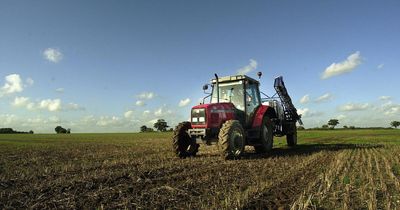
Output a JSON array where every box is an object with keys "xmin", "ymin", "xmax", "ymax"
[{"xmin": 239, "ymin": 143, "xmax": 384, "ymax": 160}]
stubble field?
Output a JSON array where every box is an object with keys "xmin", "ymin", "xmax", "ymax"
[{"xmin": 0, "ymin": 129, "xmax": 400, "ymax": 209}]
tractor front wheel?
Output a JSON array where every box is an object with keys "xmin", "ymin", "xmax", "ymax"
[
  {"xmin": 218, "ymin": 120, "xmax": 245, "ymax": 160},
  {"xmin": 172, "ymin": 122, "xmax": 198, "ymax": 158},
  {"xmin": 254, "ymin": 116, "xmax": 274, "ymax": 153}
]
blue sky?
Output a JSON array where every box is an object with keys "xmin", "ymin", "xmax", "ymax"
[{"xmin": 1, "ymin": 0, "xmax": 399, "ymax": 132}]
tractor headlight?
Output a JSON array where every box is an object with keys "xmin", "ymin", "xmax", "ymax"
[
  {"xmin": 191, "ymin": 108, "xmax": 206, "ymax": 124},
  {"xmin": 199, "ymin": 117, "xmax": 205, "ymax": 122}
]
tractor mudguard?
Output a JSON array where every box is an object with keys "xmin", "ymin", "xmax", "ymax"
[{"xmin": 252, "ymin": 105, "xmax": 275, "ymax": 128}]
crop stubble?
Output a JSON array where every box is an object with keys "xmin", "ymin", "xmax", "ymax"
[{"xmin": 0, "ymin": 130, "xmax": 400, "ymax": 209}]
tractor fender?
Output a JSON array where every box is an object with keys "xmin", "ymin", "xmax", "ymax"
[{"xmin": 252, "ymin": 105, "xmax": 277, "ymax": 128}]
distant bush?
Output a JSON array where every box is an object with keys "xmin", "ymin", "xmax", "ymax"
[
  {"xmin": 297, "ymin": 126, "xmax": 305, "ymax": 130},
  {"xmin": 140, "ymin": 125, "xmax": 155, "ymax": 132}
]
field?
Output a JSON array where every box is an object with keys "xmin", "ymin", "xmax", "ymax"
[{"xmin": 1, "ymin": 129, "xmax": 400, "ymax": 209}]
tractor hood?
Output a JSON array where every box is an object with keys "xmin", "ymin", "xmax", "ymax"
[
  {"xmin": 191, "ymin": 103, "xmax": 236, "ymax": 128},
  {"xmin": 192, "ymin": 102, "xmax": 235, "ymax": 111}
]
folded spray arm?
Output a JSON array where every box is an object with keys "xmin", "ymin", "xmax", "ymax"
[{"xmin": 274, "ymin": 76, "xmax": 303, "ymax": 125}]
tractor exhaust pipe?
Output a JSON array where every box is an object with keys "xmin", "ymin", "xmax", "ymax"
[{"xmin": 214, "ymin": 73, "xmax": 219, "ymax": 103}]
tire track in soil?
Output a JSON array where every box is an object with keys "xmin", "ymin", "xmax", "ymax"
[{"xmin": 243, "ymin": 151, "xmax": 336, "ymax": 210}]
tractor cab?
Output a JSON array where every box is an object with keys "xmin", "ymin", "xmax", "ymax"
[{"xmin": 208, "ymin": 75, "xmax": 261, "ymax": 128}]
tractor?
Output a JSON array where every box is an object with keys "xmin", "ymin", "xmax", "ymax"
[{"xmin": 173, "ymin": 72, "xmax": 302, "ymax": 159}]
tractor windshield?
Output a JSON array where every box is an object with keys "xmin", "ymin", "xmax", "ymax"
[{"xmin": 211, "ymin": 81, "xmax": 245, "ymax": 110}]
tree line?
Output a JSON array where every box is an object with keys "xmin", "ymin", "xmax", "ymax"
[
  {"xmin": 0, "ymin": 128, "xmax": 34, "ymax": 134},
  {"xmin": 298, "ymin": 119, "xmax": 400, "ymax": 130},
  {"xmin": 140, "ymin": 119, "xmax": 173, "ymax": 132}
]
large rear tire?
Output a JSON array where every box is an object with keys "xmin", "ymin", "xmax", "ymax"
[
  {"xmin": 254, "ymin": 116, "xmax": 274, "ymax": 153},
  {"xmin": 218, "ymin": 120, "xmax": 245, "ymax": 160},
  {"xmin": 172, "ymin": 122, "xmax": 198, "ymax": 158},
  {"xmin": 286, "ymin": 124, "xmax": 297, "ymax": 147}
]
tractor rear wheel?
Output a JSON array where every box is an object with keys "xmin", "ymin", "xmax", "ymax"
[
  {"xmin": 172, "ymin": 121, "xmax": 198, "ymax": 158},
  {"xmin": 286, "ymin": 125, "xmax": 297, "ymax": 147},
  {"xmin": 254, "ymin": 116, "xmax": 273, "ymax": 153},
  {"xmin": 218, "ymin": 120, "xmax": 245, "ymax": 160}
]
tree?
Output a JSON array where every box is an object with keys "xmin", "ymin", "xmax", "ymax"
[
  {"xmin": 328, "ymin": 119, "xmax": 339, "ymax": 129},
  {"xmin": 154, "ymin": 119, "xmax": 169, "ymax": 132},
  {"xmin": 29, "ymin": 130, "xmax": 34, "ymax": 134},
  {"xmin": 297, "ymin": 126, "xmax": 305, "ymax": 130},
  {"xmin": 391, "ymin": 121, "xmax": 400, "ymax": 129},
  {"xmin": 322, "ymin": 124, "xmax": 329, "ymax": 129},
  {"xmin": 140, "ymin": 125, "xmax": 147, "ymax": 132},
  {"xmin": 55, "ymin": 126, "xmax": 67, "ymax": 134},
  {"xmin": 343, "ymin": 125, "xmax": 348, "ymax": 129}
]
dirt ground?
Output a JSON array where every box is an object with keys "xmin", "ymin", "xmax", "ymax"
[{"xmin": 0, "ymin": 130, "xmax": 399, "ymax": 209}]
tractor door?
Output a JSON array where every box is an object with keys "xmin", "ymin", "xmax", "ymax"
[{"xmin": 245, "ymin": 81, "xmax": 261, "ymax": 128}]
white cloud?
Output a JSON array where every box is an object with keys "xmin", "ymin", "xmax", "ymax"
[
  {"xmin": 43, "ymin": 48, "xmax": 63, "ymax": 63},
  {"xmin": 124, "ymin": 110, "xmax": 134, "ymax": 118},
  {"xmin": 339, "ymin": 103, "xmax": 370, "ymax": 111},
  {"xmin": 143, "ymin": 110, "xmax": 150, "ymax": 115},
  {"xmin": 377, "ymin": 63, "xmax": 384, "ymax": 69},
  {"xmin": 39, "ymin": 99, "xmax": 62, "ymax": 112},
  {"xmin": 379, "ymin": 96, "xmax": 391, "ymax": 101},
  {"xmin": 135, "ymin": 100, "xmax": 146, "ymax": 106},
  {"xmin": 321, "ymin": 51, "xmax": 362, "ymax": 79},
  {"xmin": 154, "ymin": 106, "xmax": 173, "ymax": 117},
  {"xmin": 336, "ymin": 114, "xmax": 347, "ymax": 120},
  {"xmin": 1, "ymin": 74, "xmax": 24, "ymax": 96},
  {"xmin": 12, "ymin": 96, "xmax": 84, "ymax": 112},
  {"xmin": 384, "ymin": 106, "xmax": 400, "ymax": 115},
  {"xmin": 12, "ymin": 96, "xmax": 30, "ymax": 107},
  {"xmin": 297, "ymin": 108, "xmax": 324, "ymax": 118},
  {"xmin": 0, "ymin": 114, "xmax": 17, "ymax": 126},
  {"xmin": 154, "ymin": 108, "xmax": 163, "ymax": 117},
  {"xmin": 237, "ymin": 59, "xmax": 258, "ymax": 75},
  {"xmin": 55, "ymin": 88, "xmax": 64, "ymax": 93},
  {"xmin": 65, "ymin": 103, "xmax": 85, "ymax": 111},
  {"xmin": 178, "ymin": 98, "xmax": 191, "ymax": 107},
  {"xmin": 26, "ymin": 102, "xmax": 35, "ymax": 110},
  {"xmin": 26, "ymin": 78, "xmax": 34, "ymax": 86},
  {"xmin": 299, "ymin": 94, "xmax": 310, "ymax": 104},
  {"xmin": 137, "ymin": 92, "xmax": 155, "ymax": 100},
  {"xmin": 148, "ymin": 118, "xmax": 159, "ymax": 125},
  {"xmin": 96, "ymin": 116, "xmax": 123, "ymax": 127},
  {"xmin": 315, "ymin": 93, "xmax": 333, "ymax": 103},
  {"xmin": 380, "ymin": 101, "xmax": 400, "ymax": 116}
]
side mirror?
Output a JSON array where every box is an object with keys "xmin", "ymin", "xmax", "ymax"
[{"xmin": 202, "ymin": 84, "xmax": 209, "ymax": 91}]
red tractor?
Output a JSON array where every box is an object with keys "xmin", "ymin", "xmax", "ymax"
[{"xmin": 173, "ymin": 73, "xmax": 302, "ymax": 159}]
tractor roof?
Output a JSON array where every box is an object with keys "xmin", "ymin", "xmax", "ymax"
[{"xmin": 211, "ymin": 75, "xmax": 259, "ymax": 84}]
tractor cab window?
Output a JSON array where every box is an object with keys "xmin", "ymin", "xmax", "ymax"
[
  {"xmin": 245, "ymin": 82, "xmax": 261, "ymax": 121},
  {"xmin": 211, "ymin": 81, "xmax": 245, "ymax": 111}
]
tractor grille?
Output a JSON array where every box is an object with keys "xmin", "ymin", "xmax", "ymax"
[{"xmin": 191, "ymin": 108, "xmax": 206, "ymax": 125}]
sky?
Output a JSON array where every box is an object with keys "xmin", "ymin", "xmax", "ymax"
[{"xmin": 0, "ymin": 0, "xmax": 399, "ymax": 133}]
